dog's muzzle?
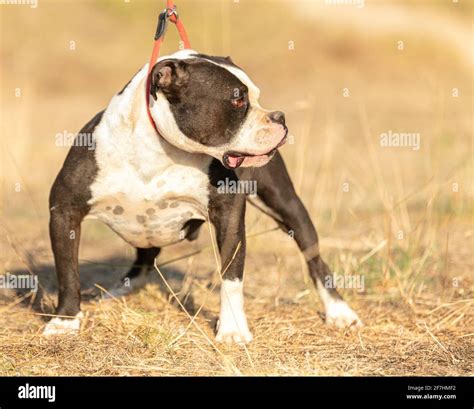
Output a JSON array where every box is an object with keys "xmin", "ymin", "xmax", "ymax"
[{"xmin": 222, "ymin": 129, "xmax": 288, "ymax": 169}]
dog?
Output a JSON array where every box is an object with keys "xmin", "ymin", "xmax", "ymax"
[{"xmin": 43, "ymin": 49, "xmax": 362, "ymax": 343}]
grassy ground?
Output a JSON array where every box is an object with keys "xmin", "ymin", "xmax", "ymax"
[{"xmin": 0, "ymin": 0, "xmax": 473, "ymax": 376}]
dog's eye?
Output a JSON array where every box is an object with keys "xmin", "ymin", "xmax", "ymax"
[{"xmin": 231, "ymin": 97, "xmax": 246, "ymax": 109}]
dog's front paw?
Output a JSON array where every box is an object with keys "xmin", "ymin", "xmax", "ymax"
[
  {"xmin": 42, "ymin": 312, "xmax": 83, "ymax": 336},
  {"xmin": 325, "ymin": 301, "xmax": 363, "ymax": 330},
  {"xmin": 216, "ymin": 279, "xmax": 253, "ymax": 345},
  {"xmin": 216, "ymin": 317, "xmax": 253, "ymax": 345}
]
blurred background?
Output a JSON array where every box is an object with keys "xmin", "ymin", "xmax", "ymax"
[{"xmin": 0, "ymin": 0, "xmax": 472, "ymax": 376}]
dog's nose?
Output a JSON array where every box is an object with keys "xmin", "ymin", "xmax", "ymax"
[{"xmin": 268, "ymin": 111, "xmax": 286, "ymax": 126}]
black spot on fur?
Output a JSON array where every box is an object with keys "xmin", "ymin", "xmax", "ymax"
[
  {"xmin": 157, "ymin": 201, "xmax": 168, "ymax": 209},
  {"xmin": 113, "ymin": 205, "xmax": 124, "ymax": 215}
]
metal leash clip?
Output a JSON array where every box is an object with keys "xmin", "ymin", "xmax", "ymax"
[{"xmin": 154, "ymin": 6, "xmax": 178, "ymax": 40}]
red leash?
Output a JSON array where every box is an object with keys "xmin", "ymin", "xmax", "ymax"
[{"xmin": 145, "ymin": 0, "xmax": 191, "ymax": 134}]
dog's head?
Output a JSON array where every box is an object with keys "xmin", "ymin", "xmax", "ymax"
[{"xmin": 148, "ymin": 50, "xmax": 287, "ymax": 169}]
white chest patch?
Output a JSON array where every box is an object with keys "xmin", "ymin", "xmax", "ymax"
[{"xmin": 86, "ymin": 65, "xmax": 212, "ymax": 249}]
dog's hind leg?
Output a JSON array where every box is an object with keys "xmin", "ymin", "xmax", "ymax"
[
  {"xmin": 43, "ymin": 110, "xmax": 104, "ymax": 335},
  {"xmin": 241, "ymin": 152, "xmax": 362, "ymax": 329},
  {"xmin": 104, "ymin": 247, "xmax": 161, "ymax": 299},
  {"xmin": 43, "ymin": 204, "xmax": 86, "ymax": 336}
]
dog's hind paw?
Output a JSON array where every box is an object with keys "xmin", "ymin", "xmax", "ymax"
[
  {"xmin": 102, "ymin": 284, "xmax": 133, "ymax": 299},
  {"xmin": 42, "ymin": 312, "xmax": 83, "ymax": 336},
  {"xmin": 102, "ymin": 275, "xmax": 148, "ymax": 300}
]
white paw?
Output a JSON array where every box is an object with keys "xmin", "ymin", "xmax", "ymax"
[
  {"xmin": 325, "ymin": 301, "xmax": 363, "ymax": 330},
  {"xmin": 216, "ymin": 319, "xmax": 253, "ymax": 345},
  {"xmin": 216, "ymin": 279, "xmax": 253, "ymax": 345},
  {"xmin": 42, "ymin": 312, "xmax": 83, "ymax": 336}
]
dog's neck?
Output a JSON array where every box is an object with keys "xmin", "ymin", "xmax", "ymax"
[{"xmin": 96, "ymin": 64, "xmax": 211, "ymax": 178}]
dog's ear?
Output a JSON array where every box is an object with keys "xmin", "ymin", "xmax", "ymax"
[{"xmin": 150, "ymin": 60, "xmax": 188, "ymax": 101}]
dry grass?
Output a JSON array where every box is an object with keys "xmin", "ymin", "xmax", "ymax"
[
  {"xmin": 0, "ymin": 271, "xmax": 472, "ymax": 376},
  {"xmin": 0, "ymin": 0, "xmax": 473, "ymax": 376}
]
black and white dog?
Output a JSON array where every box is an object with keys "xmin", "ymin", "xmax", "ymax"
[{"xmin": 44, "ymin": 49, "xmax": 362, "ymax": 343}]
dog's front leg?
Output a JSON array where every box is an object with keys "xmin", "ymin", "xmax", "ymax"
[
  {"xmin": 241, "ymin": 152, "xmax": 363, "ymax": 329},
  {"xmin": 208, "ymin": 169, "xmax": 252, "ymax": 344}
]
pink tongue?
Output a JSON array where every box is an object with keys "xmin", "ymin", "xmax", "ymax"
[{"xmin": 227, "ymin": 155, "xmax": 244, "ymax": 168}]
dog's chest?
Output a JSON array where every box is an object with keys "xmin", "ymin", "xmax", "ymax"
[
  {"xmin": 86, "ymin": 111, "xmax": 212, "ymax": 248},
  {"xmin": 88, "ymin": 170, "xmax": 209, "ymax": 248}
]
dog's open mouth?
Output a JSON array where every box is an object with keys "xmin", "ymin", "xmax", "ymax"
[{"xmin": 223, "ymin": 133, "xmax": 288, "ymax": 169}]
